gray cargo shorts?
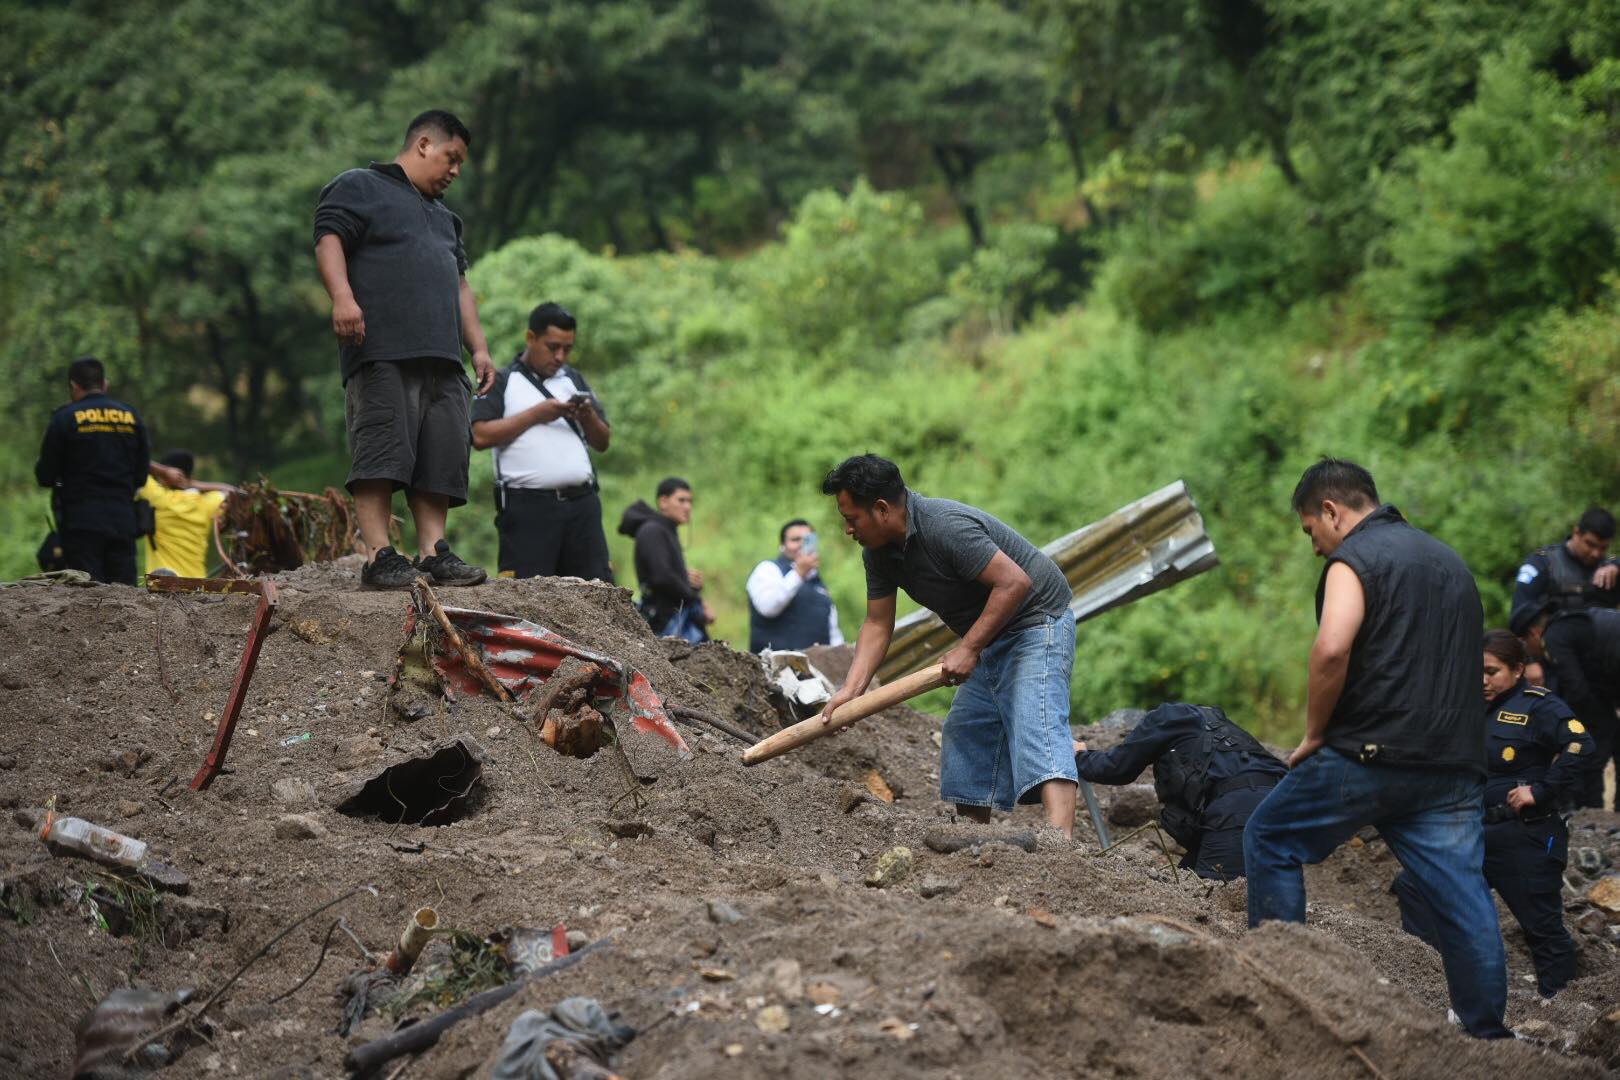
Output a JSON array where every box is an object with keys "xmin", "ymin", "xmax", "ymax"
[{"xmin": 345, "ymin": 358, "xmax": 471, "ymax": 506}]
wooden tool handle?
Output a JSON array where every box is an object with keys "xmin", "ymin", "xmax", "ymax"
[{"xmin": 741, "ymin": 663, "xmax": 948, "ymax": 765}]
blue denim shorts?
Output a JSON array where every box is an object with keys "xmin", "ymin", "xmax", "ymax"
[{"xmin": 939, "ymin": 612, "xmax": 1078, "ymax": 811}]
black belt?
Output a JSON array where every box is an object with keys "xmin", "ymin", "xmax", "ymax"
[
  {"xmin": 499, "ymin": 480, "xmax": 597, "ymax": 501},
  {"xmin": 1483, "ymin": 803, "xmax": 1553, "ymax": 824},
  {"xmin": 1210, "ymin": 773, "xmax": 1280, "ymax": 800}
]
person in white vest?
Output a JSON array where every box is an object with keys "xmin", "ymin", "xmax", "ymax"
[
  {"xmin": 470, "ymin": 303, "xmax": 613, "ymax": 581},
  {"xmin": 747, "ymin": 519, "xmax": 844, "ymax": 652}
]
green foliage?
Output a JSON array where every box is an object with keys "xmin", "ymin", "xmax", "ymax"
[
  {"xmin": 1098, "ymin": 164, "xmax": 1338, "ymax": 330},
  {"xmin": 1366, "ymin": 50, "xmax": 1620, "ymax": 330}
]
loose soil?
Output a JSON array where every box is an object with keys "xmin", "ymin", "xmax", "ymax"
[{"xmin": 1, "ymin": 566, "xmax": 1617, "ymax": 1078}]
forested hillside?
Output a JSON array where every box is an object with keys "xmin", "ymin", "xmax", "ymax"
[{"xmin": 5, "ymin": 0, "xmax": 1618, "ymax": 736}]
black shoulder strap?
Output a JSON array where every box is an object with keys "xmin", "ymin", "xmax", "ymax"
[{"xmin": 510, "ymin": 358, "xmax": 591, "ymax": 447}]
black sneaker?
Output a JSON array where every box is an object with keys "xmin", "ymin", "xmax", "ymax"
[
  {"xmin": 361, "ymin": 546, "xmax": 421, "ymax": 590},
  {"xmin": 417, "ymin": 539, "xmax": 487, "ymax": 587}
]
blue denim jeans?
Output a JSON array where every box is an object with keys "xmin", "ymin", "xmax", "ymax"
[
  {"xmin": 939, "ymin": 612, "xmax": 1078, "ymax": 811},
  {"xmin": 1242, "ymin": 748, "xmax": 1509, "ymax": 1039}
]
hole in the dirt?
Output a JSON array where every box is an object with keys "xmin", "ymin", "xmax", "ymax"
[{"xmin": 337, "ymin": 740, "xmax": 485, "ymax": 826}]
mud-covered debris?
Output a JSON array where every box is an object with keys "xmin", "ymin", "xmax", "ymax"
[
  {"xmin": 865, "ymin": 846, "xmax": 914, "ymax": 889},
  {"xmin": 490, "ymin": 998, "xmax": 635, "ymax": 1080},
  {"xmin": 766, "ymin": 958, "xmax": 804, "ymax": 1002},
  {"xmin": 918, "ymin": 875, "xmax": 960, "ymax": 899},
  {"xmin": 923, "ymin": 826, "xmax": 1036, "ymax": 855},
  {"xmin": 73, "ymin": 987, "xmax": 202, "ymax": 1078},
  {"xmin": 1574, "ymin": 847, "xmax": 1610, "ymax": 877}
]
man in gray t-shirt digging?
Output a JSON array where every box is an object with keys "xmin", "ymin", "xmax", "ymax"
[{"xmin": 820, "ymin": 455, "xmax": 1080, "ymax": 837}]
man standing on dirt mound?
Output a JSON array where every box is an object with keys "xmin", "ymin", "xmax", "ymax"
[
  {"xmin": 1243, "ymin": 458, "xmax": 1511, "ymax": 1039},
  {"xmin": 819, "ymin": 455, "xmax": 1080, "ymax": 837},
  {"xmin": 314, "ymin": 109, "xmax": 495, "ymax": 589}
]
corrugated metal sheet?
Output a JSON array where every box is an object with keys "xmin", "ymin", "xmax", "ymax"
[{"xmin": 875, "ymin": 480, "xmax": 1219, "ymax": 683}]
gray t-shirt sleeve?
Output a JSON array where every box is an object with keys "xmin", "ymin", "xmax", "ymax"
[
  {"xmin": 313, "ymin": 170, "xmax": 369, "ymax": 251},
  {"xmin": 931, "ymin": 506, "xmax": 1000, "ymax": 581},
  {"xmin": 863, "ymin": 548, "xmax": 897, "ymax": 600}
]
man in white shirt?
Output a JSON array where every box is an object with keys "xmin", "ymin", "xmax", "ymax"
[
  {"xmin": 470, "ymin": 303, "xmax": 613, "ymax": 581},
  {"xmin": 747, "ymin": 519, "xmax": 844, "ymax": 652}
]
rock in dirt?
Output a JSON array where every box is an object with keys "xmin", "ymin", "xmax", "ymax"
[
  {"xmin": 1106, "ymin": 785, "xmax": 1158, "ymax": 827},
  {"xmin": 707, "ymin": 899, "xmax": 744, "ymax": 925},
  {"xmin": 923, "ymin": 826, "xmax": 1036, "ymax": 854},
  {"xmin": 1587, "ymin": 874, "xmax": 1620, "ymax": 916},
  {"xmin": 116, "ymin": 799, "xmax": 144, "ymax": 818},
  {"xmin": 274, "ymin": 814, "xmax": 327, "ymax": 841},
  {"xmin": 1575, "ymin": 847, "xmax": 1611, "ymax": 877},
  {"xmin": 865, "ymin": 846, "xmax": 915, "ymax": 889},
  {"xmin": 565, "ymin": 930, "xmax": 591, "ymax": 951},
  {"xmin": 271, "ymin": 777, "xmax": 319, "ymax": 805},
  {"xmin": 918, "ymin": 874, "xmax": 961, "ymax": 899},
  {"xmin": 754, "ymin": 1004, "xmax": 790, "ymax": 1033},
  {"xmin": 766, "ymin": 958, "xmax": 804, "ymax": 1002}
]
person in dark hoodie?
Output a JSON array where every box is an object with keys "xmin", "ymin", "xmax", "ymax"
[{"xmin": 618, "ymin": 477, "xmax": 714, "ymax": 641}]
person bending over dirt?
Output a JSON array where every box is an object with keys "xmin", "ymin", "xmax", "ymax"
[
  {"xmin": 1074, "ymin": 703, "xmax": 1285, "ymax": 879},
  {"xmin": 313, "ymin": 109, "xmax": 493, "ymax": 590},
  {"xmin": 819, "ymin": 455, "xmax": 1079, "ymax": 838},
  {"xmin": 1242, "ymin": 458, "xmax": 1511, "ymax": 1039}
]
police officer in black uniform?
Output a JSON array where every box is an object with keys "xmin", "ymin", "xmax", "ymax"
[
  {"xmin": 1074, "ymin": 702, "xmax": 1287, "ymax": 880},
  {"xmin": 1512, "ymin": 507, "xmax": 1619, "ymax": 620},
  {"xmin": 1515, "ymin": 599, "xmax": 1620, "ymax": 809},
  {"xmin": 1392, "ymin": 629, "xmax": 1593, "ymax": 998},
  {"xmin": 34, "ymin": 357, "xmax": 151, "ymax": 585}
]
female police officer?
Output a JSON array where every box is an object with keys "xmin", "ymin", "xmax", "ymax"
[{"xmin": 1392, "ymin": 629, "xmax": 1593, "ymax": 997}]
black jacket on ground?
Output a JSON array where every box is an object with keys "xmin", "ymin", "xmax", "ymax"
[
  {"xmin": 618, "ymin": 501, "xmax": 702, "ymax": 631},
  {"xmin": 1319, "ymin": 504, "xmax": 1486, "ymax": 775},
  {"xmin": 35, "ymin": 392, "xmax": 150, "ymax": 537}
]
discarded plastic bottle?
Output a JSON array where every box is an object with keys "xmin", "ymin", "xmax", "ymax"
[
  {"xmin": 43, "ymin": 816, "xmax": 149, "ymax": 868},
  {"xmin": 278, "ymin": 732, "xmax": 313, "ymax": 748}
]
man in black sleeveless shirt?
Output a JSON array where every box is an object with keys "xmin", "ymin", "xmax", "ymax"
[{"xmin": 1242, "ymin": 459, "xmax": 1510, "ymax": 1039}]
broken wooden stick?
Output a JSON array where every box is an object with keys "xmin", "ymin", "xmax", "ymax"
[
  {"xmin": 413, "ymin": 577, "xmax": 511, "ymax": 702},
  {"xmin": 740, "ymin": 664, "xmax": 947, "ymax": 765},
  {"xmin": 344, "ymin": 936, "xmax": 613, "ymax": 1074}
]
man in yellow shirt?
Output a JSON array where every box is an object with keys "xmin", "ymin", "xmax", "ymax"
[{"xmin": 139, "ymin": 450, "xmax": 239, "ymax": 578}]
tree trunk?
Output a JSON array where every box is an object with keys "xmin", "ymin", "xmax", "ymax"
[{"xmin": 932, "ymin": 145, "xmax": 985, "ymax": 248}]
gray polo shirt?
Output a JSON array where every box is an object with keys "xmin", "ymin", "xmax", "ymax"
[{"xmin": 863, "ymin": 491, "xmax": 1072, "ymax": 639}]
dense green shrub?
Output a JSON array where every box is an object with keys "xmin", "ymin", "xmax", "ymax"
[{"xmin": 1366, "ymin": 50, "xmax": 1619, "ymax": 330}]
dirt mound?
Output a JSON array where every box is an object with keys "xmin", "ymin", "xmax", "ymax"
[{"xmin": 0, "ymin": 574, "xmax": 1616, "ymax": 1078}]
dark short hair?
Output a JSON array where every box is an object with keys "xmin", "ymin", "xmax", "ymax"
[
  {"xmin": 1576, "ymin": 506, "xmax": 1615, "ymax": 540},
  {"xmin": 656, "ymin": 477, "xmax": 691, "ymax": 499},
  {"xmin": 159, "ymin": 449, "xmax": 195, "ymax": 476},
  {"xmin": 779, "ymin": 519, "xmax": 812, "ymax": 545},
  {"xmin": 1508, "ymin": 599, "xmax": 1554, "ymax": 637},
  {"xmin": 529, "ymin": 302, "xmax": 577, "ymax": 335},
  {"xmin": 822, "ymin": 455, "xmax": 906, "ymax": 507},
  {"xmin": 1482, "ymin": 628, "xmax": 1527, "ymax": 670},
  {"xmin": 403, "ymin": 109, "xmax": 472, "ymax": 150},
  {"xmin": 68, "ymin": 356, "xmax": 106, "ymax": 390},
  {"xmin": 1290, "ymin": 457, "xmax": 1379, "ymax": 515}
]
